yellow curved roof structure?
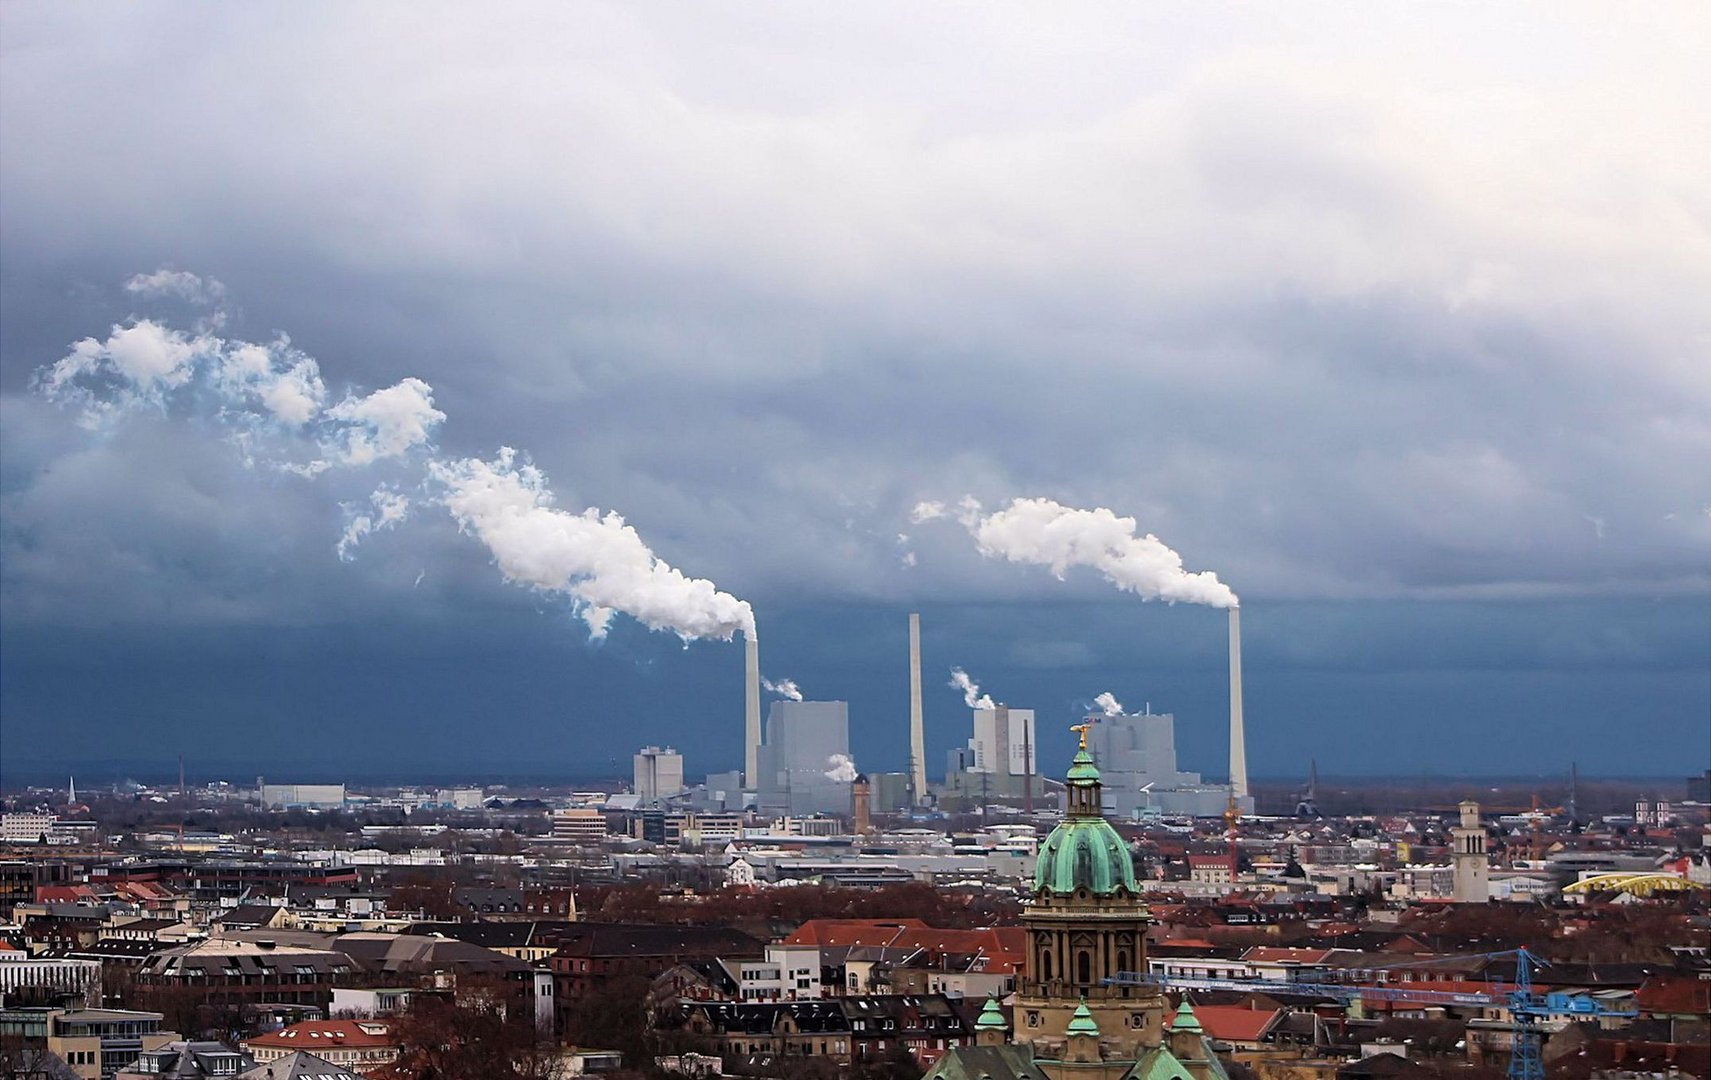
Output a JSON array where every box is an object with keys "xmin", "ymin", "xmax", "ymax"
[{"xmin": 1563, "ymin": 872, "xmax": 1707, "ymax": 897}]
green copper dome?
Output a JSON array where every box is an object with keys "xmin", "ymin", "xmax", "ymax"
[
  {"xmin": 975, "ymin": 995, "xmax": 1007, "ymax": 1031},
  {"xmin": 1033, "ymin": 728, "xmax": 1138, "ymax": 896},
  {"xmin": 1066, "ymin": 998, "xmax": 1100, "ymax": 1035},
  {"xmin": 1169, "ymin": 1001, "xmax": 1203, "ymax": 1033},
  {"xmin": 1065, "ymin": 746, "xmax": 1101, "ymax": 783}
]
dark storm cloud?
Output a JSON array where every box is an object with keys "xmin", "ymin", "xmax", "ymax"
[{"xmin": 1, "ymin": 5, "xmax": 1706, "ymax": 775}]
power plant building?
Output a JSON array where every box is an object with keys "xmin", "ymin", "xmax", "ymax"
[
  {"xmin": 756, "ymin": 700, "xmax": 852, "ymax": 818},
  {"xmin": 633, "ymin": 746, "xmax": 685, "ymax": 803},
  {"xmin": 1085, "ymin": 709, "xmax": 1242, "ymax": 818},
  {"xmin": 942, "ymin": 706, "xmax": 1048, "ymax": 805}
]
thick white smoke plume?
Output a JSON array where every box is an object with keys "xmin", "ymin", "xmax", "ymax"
[
  {"xmin": 36, "ymin": 272, "xmax": 755, "ymax": 647},
  {"xmin": 762, "ymin": 677, "xmax": 804, "ymax": 701},
  {"xmin": 1093, "ymin": 691, "xmax": 1125, "ymax": 718},
  {"xmin": 430, "ymin": 449, "xmax": 755, "ymax": 641},
  {"xmin": 823, "ymin": 753, "xmax": 859, "ymax": 783},
  {"xmin": 948, "ymin": 667, "xmax": 995, "ymax": 710},
  {"xmin": 938, "ymin": 497, "xmax": 1238, "ymax": 608}
]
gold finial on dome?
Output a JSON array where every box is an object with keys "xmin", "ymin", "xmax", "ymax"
[{"xmin": 1070, "ymin": 721, "xmax": 1091, "ymax": 750}]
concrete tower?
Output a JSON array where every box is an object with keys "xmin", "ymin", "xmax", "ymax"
[
  {"xmin": 1227, "ymin": 607, "xmax": 1248, "ymax": 801},
  {"xmin": 908, "ymin": 613, "xmax": 927, "ymax": 805},
  {"xmin": 1452, "ymin": 800, "xmax": 1490, "ymax": 903},
  {"xmin": 744, "ymin": 632, "xmax": 761, "ymax": 790}
]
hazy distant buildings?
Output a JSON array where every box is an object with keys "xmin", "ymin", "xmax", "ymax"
[
  {"xmin": 258, "ymin": 783, "xmax": 345, "ymax": 810},
  {"xmin": 941, "ymin": 706, "xmax": 1047, "ymax": 805},
  {"xmin": 1085, "ymin": 708, "xmax": 1236, "ymax": 818},
  {"xmin": 633, "ymin": 746, "xmax": 685, "ymax": 803},
  {"xmin": 756, "ymin": 700, "xmax": 851, "ymax": 817}
]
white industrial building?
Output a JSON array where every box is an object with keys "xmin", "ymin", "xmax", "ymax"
[
  {"xmin": 1085, "ymin": 707, "xmax": 1240, "ymax": 818},
  {"xmin": 633, "ymin": 746, "xmax": 685, "ymax": 803}
]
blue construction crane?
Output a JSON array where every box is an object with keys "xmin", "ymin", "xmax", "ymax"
[{"xmin": 1107, "ymin": 947, "xmax": 1636, "ymax": 1080}]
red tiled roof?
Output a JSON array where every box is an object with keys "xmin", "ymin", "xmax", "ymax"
[
  {"xmin": 1189, "ymin": 1005, "xmax": 1281, "ymax": 1043},
  {"xmin": 1243, "ymin": 947, "xmax": 1333, "ymax": 964},
  {"xmin": 245, "ymin": 1020, "xmax": 398, "ymax": 1050},
  {"xmin": 35, "ymin": 885, "xmax": 97, "ymax": 903},
  {"xmin": 1635, "ymin": 975, "xmax": 1711, "ymax": 1016},
  {"xmin": 781, "ymin": 919, "xmax": 931, "ymax": 946}
]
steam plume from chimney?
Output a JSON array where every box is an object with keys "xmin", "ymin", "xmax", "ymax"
[
  {"xmin": 930, "ymin": 497, "xmax": 1238, "ymax": 609},
  {"xmin": 37, "ymin": 273, "xmax": 757, "ymax": 650},
  {"xmin": 823, "ymin": 754, "xmax": 859, "ymax": 783},
  {"xmin": 1093, "ymin": 692, "xmax": 1125, "ymax": 718},
  {"xmin": 762, "ymin": 677, "xmax": 803, "ymax": 701},
  {"xmin": 432, "ymin": 449, "xmax": 755, "ymax": 641},
  {"xmin": 948, "ymin": 668, "xmax": 995, "ymax": 710}
]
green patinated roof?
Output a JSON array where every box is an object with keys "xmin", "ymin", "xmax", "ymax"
[
  {"xmin": 1066, "ymin": 998, "xmax": 1100, "ymax": 1035},
  {"xmin": 1169, "ymin": 1000, "xmax": 1202, "ymax": 1033},
  {"xmin": 1066, "ymin": 746, "xmax": 1101, "ymax": 782},
  {"xmin": 1033, "ymin": 739, "xmax": 1138, "ymax": 896},
  {"xmin": 1128, "ymin": 1047, "xmax": 1202, "ymax": 1080},
  {"xmin": 975, "ymin": 995, "xmax": 1007, "ymax": 1031},
  {"xmin": 1034, "ymin": 816, "xmax": 1138, "ymax": 895}
]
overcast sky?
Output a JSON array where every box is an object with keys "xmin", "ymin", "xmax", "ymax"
[{"xmin": 3, "ymin": 4, "xmax": 1707, "ymax": 786}]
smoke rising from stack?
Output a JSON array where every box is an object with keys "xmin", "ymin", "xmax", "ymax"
[
  {"xmin": 36, "ymin": 272, "xmax": 755, "ymax": 646},
  {"xmin": 762, "ymin": 677, "xmax": 803, "ymax": 701},
  {"xmin": 823, "ymin": 753, "xmax": 859, "ymax": 783},
  {"xmin": 919, "ymin": 494, "xmax": 1249, "ymax": 803},
  {"xmin": 1093, "ymin": 691, "xmax": 1125, "ymax": 717},
  {"xmin": 928, "ymin": 497, "xmax": 1238, "ymax": 608},
  {"xmin": 432, "ymin": 450, "xmax": 754, "ymax": 641},
  {"xmin": 948, "ymin": 667, "xmax": 995, "ymax": 710}
]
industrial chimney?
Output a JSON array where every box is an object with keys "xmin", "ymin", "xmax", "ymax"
[
  {"xmin": 744, "ymin": 631, "xmax": 761, "ymax": 790},
  {"xmin": 908, "ymin": 613, "xmax": 927, "ymax": 805},
  {"xmin": 1228, "ymin": 606, "xmax": 1249, "ymax": 801}
]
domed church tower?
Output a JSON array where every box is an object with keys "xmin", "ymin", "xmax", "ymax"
[{"xmin": 1011, "ymin": 723, "xmax": 1167, "ymax": 1060}]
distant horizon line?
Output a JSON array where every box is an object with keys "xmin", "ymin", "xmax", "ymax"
[{"xmin": 3, "ymin": 761, "xmax": 1704, "ymax": 791}]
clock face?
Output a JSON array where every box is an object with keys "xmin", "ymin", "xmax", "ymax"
[{"xmin": 1027, "ymin": 1010, "xmax": 1041, "ymax": 1027}]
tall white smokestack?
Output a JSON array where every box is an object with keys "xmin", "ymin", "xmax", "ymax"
[
  {"xmin": 1228, "ymin": 606, "xmax": 1248, "ymax": 801},
  {"xmin": 744, "ymin": 632, "xmax": 761, "ymax": 790},
  {"xmin": 909, "ymin": 613, "xmax": 927, "ymax": 805}
]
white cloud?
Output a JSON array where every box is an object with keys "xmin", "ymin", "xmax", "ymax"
[{"xmin": 124, "ymin": 269, "xmax": 227, "ymax": 306}]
